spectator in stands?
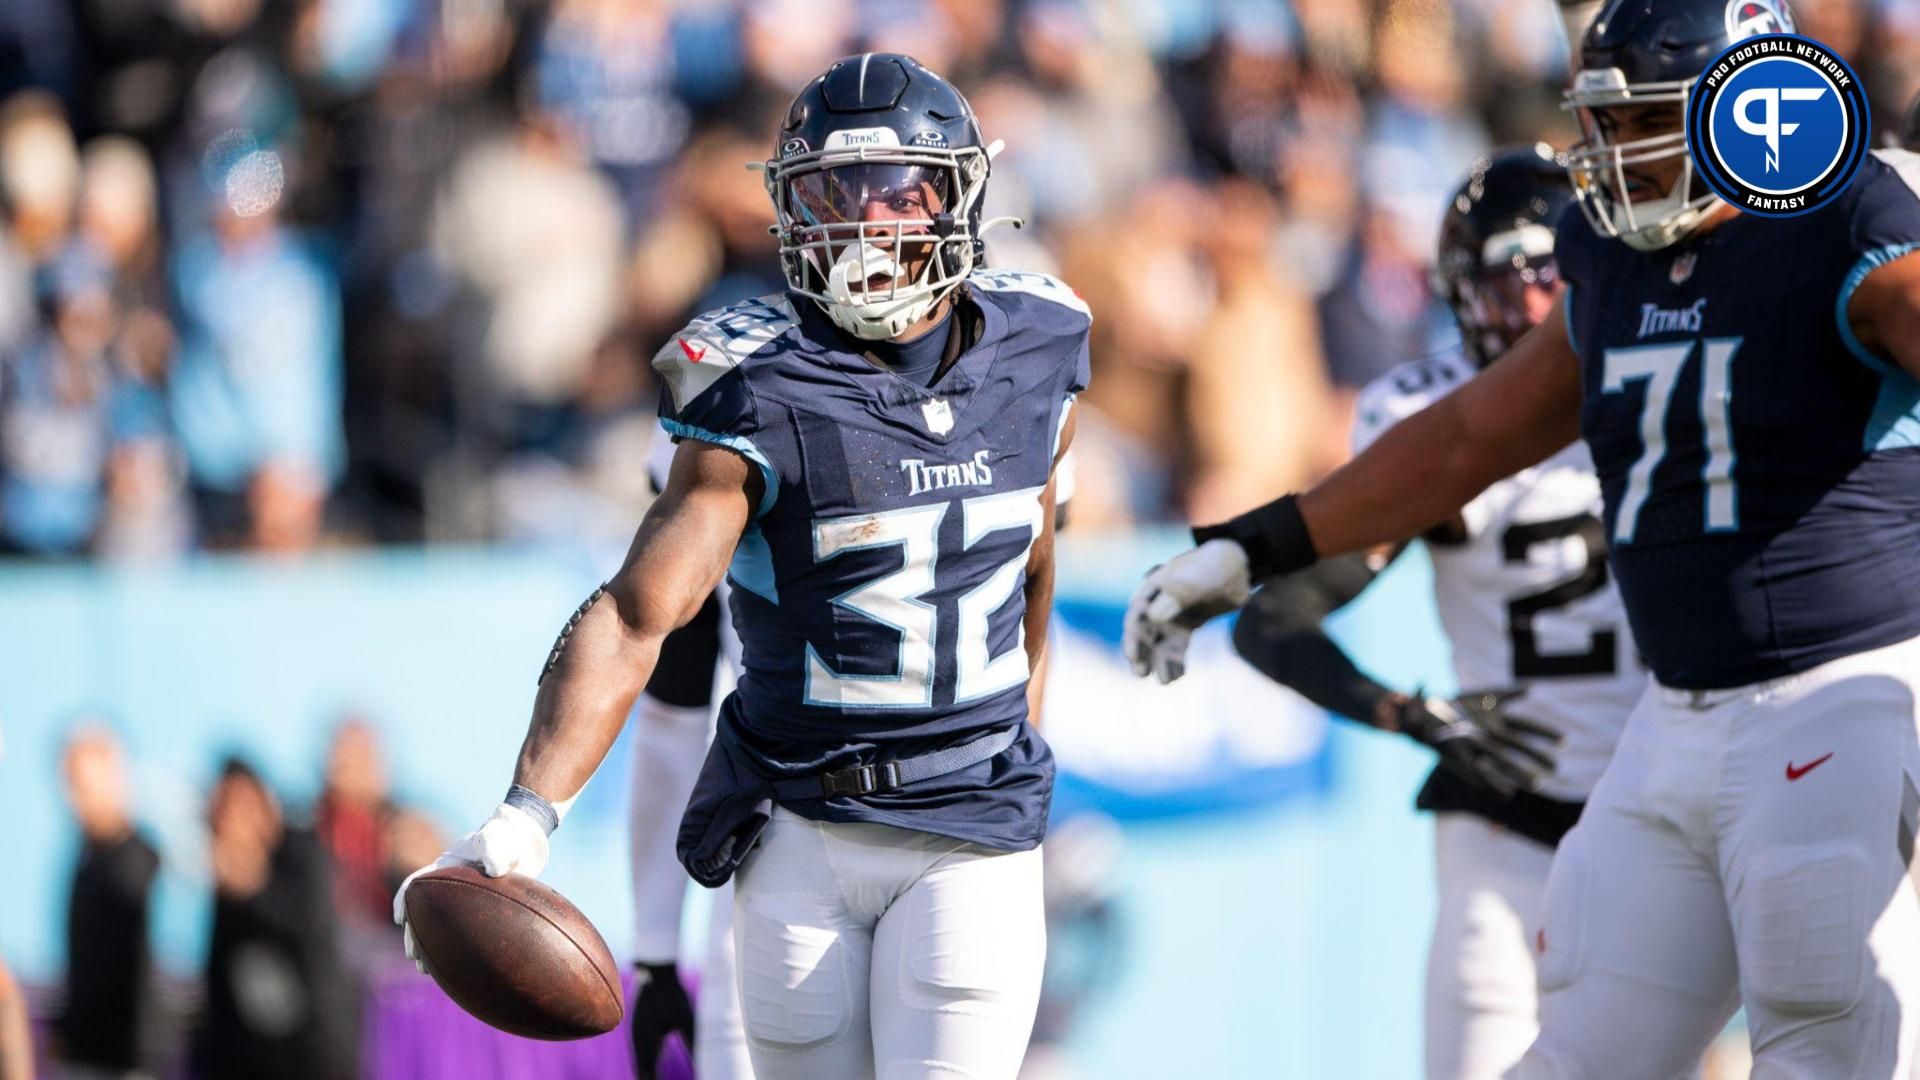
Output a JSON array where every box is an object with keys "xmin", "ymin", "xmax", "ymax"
[
  {"xmin": 425, "ymin": 108, "xmax": 624, "ymax": 537},
  {"xmin": 0, "ymin": 91, "xmax": 76, "ymax": 270},
  {"xmin": 196, "ymin": 757, "xmax": 356, "ymax": 1080},
  {"xmin": 313, "ymin": 717, "xmax": 441, "ymax": 933},
  {"xmin": 0, "ymin": 246, "xmax": 158, "ymax": 557},
  {"xmin": 532, "ymin": 0, "xmax": 694, "ymax": 222},
  {"xmin": 57, "ymin": 725, "xmax": 160, "ymax": 1080},
  {"xmin": 170, "ymin": 140, "xmax": 342, "ymax": 554}
]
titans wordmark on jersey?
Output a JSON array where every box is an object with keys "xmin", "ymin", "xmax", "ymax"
[
  {"xmin": 1561, "ymin": 149, "xmax": 1920, "ymax": 689},
  {"xmin": 1353, "ymin": 350, "xmax": 1641, "ymax": 802},
  {"xmin": 651, "ymin": 269, "xmax": 1089, "ymax": 851}
]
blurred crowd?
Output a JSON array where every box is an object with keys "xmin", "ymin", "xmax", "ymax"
[
  {"xmin": 48, "ymin": 720, "xmax": 442, "ymax": 1079},
  {"xmin": 0, "ymin": 0, "xmax": 1915, "ymax": 559}
]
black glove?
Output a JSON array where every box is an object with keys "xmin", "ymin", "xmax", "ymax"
[
  {"xmin": 1394, "ymin": 689, "xmax": 1560, "ymax": 799},
  {"xmin": 630, "ymin": 962, "xmax": 695, "ymax": 1080}
]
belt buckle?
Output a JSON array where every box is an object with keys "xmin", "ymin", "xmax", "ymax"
[{"xmin": 819, "ymin": 761, "xmax": 904, "ymax": 798}]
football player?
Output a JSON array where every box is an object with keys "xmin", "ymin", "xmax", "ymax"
[
  {"xmin": 398, "ymin": 53, "xmax": 1085, "ymax": 1080},
  {"xmin": 1125, "ymin": 0, "xmax": 1920, "ymax": 1074},
  {"xmin": 624, "ymin": 423, "xmax": 1079, "ymax": 1080},
  {"xmin": 1228, "ymin": 146, "xmax": 1642, "ymax": 1080}
]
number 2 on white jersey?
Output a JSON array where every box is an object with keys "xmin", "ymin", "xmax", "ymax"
[{"xmin": 1601, "ymin": 337, "xmax": 1742, "ymax": 543}]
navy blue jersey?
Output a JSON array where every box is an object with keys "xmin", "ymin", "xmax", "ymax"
[
  {"xmin": 653, "ymin": 270, "xmax": 1089, "ymax": 850},
  {"xmin": 1560, "ymin": 150, "xmax": 1920, "ymax": 689}
]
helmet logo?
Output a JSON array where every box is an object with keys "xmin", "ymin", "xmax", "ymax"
[
  {"xmin": 1725, "ymin": 0, "xmax": 1793, "ymax": 40},
  {"xmin": 824, "ymin": 128, "xmax": 900, "ymax": 149},
  {"xmin": 908, "ymin": 130, "xmax": 948, "ymax": 148},
  {"xmin": 1686, "ymin": 33, "xmax": 1869, "ymax": 218},
  {"xmin": 781, "ymin": 137, "xmax": 809, "ymax": 158}
]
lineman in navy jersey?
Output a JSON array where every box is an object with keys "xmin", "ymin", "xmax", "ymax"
[
  {"xmin": 396, "ymin": 55, "xmax": 1083, "ymax": 1079},
  {"xmin": 1127, "ymin": 0, "xmax": 1920, "ymax": 1074},
  {"xmin": 1231, "ymin": 148, "xmax": 1644, "ymax": 1080}
]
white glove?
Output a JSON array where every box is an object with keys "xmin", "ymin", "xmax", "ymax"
[
  {"xmin": 392, "ymin": 802, "xmax": 552, "ymax": 974},
  {"xmin": 1123, "ymin": 539, "xmax": 1254, "ymax": 684}
]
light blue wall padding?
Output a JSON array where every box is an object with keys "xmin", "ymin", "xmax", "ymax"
[{"xmin": 0, "ymin": 535, "xmax": 1453, "ymax": 1078}]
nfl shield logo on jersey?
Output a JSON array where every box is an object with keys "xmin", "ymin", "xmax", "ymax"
[
  {"xmin": 921, "ymin": 397, "xmax": 954, "ymax": 435},
  {"xmin": 1670, "ymin": 252, "xmax": 1698, "ymax": 284}
]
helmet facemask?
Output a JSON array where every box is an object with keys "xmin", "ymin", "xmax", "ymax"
[
  {"xmin": 768, "ymin": 144, "xmax": 990, "ymax": 341},
  {"xmin": 1564, "ymin": 69, "xmax": 1720, "ymax": 251}
]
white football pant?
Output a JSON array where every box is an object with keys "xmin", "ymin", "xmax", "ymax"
[
  {"xmin": 1517, "ymin": 634, "xmax": 1920, "ymax": 1079},
  {"xmin": 732, "ymin": 806, "xmax": 1046, "ymax": 1080},
  {"xmin": 1426, "ymin": 813, "xmax": 1554, "ymax": 1080}
]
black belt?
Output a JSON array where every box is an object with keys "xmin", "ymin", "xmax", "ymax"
[
  {"xmin": 1414, "ymin": 766, "xmax": 1586, "ymax": 848},
  {"xmin": 771, "ymin": 726, "xmax": 1020, "ymax": 802}
]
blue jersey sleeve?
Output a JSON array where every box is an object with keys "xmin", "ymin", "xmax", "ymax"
[
  {"xmin": 652, "ymin": 301, "xmax": 792, "ymax": 517},
  {"xmin": 1067, "ymin": 324, "xmax": 1091, "ymax": 397},
  {"xmin": 1837, "ymin": 151, "xmax": 1920, "ymax": 375},
  {"xmin": 1848, "ymin": 150, "xmax": 1920, "ymax": 255}
]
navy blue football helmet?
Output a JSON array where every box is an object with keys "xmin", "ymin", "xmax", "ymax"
[
  {"xmin": 764, "ymin": 54, "xmax": 1005, "ymax": 340},
  {"xmin": 1435, "ymin": 145, "xmax": 1575, "ymax": 365},
  {"xmin": 1564, "ymin": 0, "xmax": 1795, "ymax": 250}
]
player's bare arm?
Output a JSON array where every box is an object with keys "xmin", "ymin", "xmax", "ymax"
[
  {"xmin": 1297, "ymin": 298, "xmax": 1583, "ymax": 558},
  {"xmin": 392, "ymin": 439, "xmax": 758, "ymax": 970},
  {"xmin": 1125, "ymin": 296, "xmax": 1581, "ymax": 682},
  {"xmin": 1022, "ymin": 406, "xmax": 1076, "ymax": 724},
  {"xmin": 1847, "ymin": 247, "xmax": 1920, "ymax": 379},
  {"xmin": 513, "ymin": 441, "xmax": 759, "ymax": 805}
]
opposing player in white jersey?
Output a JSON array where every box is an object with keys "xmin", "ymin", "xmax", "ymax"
[{"xmin": 1226, "ymin": 146, "xmax": 1643, "ymax": 1080}]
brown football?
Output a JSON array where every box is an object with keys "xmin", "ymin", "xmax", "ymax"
[{"xmin": 403, "ymin": 865, "xmax": 623, "ymax": 1040}]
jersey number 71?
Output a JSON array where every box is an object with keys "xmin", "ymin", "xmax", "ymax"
[{"xmin": 1601, "ymin": 337, "xmax": 1744, "ymax": 543}]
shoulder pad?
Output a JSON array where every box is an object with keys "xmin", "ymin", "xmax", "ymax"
[
  {"xmin": 1352, "ymin": 353, "xmax": 1474, "ymax": 455},
  {"xmin": 651, "ymin": 294, "xmax": 798, "ymax": 412},
  {"xmin": 969, "ymin": 268, "xmax": 1092, "ymax": 321}
]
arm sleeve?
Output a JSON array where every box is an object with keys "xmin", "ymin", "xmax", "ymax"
[
  {"xmin": 1849, "ymin": 151, "xmax": 1920, "ymax": 254},
  {"xmin": 1230, "ymin": 549, "xmax": 1404, "ymax": 726},
  {"xmin": 1836, "ymin": 152, "xmax": 1920, "ymax": 375},
  {"xmin": 1067, "ymin": 325, "xmax": 1091, "ymax": 396}
]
